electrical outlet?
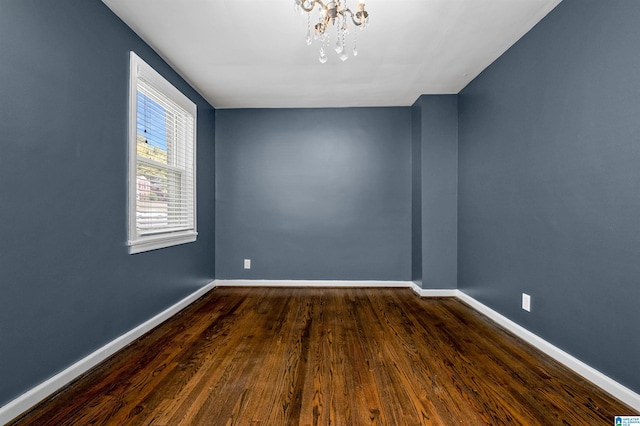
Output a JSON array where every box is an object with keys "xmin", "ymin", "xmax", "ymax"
[
  {"xmin": 522, "ymin": 293, "xmax": 531, "ymax": 312},
  {"xmin": 244, "ymin": 259, "xmax": 251, "ymax": 270}
]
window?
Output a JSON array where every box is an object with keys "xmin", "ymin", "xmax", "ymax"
[{"xmin": 128, "ymin": 52, "xmax": 197, "ymax": 254}]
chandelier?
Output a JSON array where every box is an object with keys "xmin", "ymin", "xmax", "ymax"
[{"xmin": 294, "ymin": 0, "xmax": 370, "ymax": 63}]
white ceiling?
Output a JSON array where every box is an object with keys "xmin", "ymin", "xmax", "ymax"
[{"xmin": 102, "ymin": 0, "xmax": 561, "ymax": 109}]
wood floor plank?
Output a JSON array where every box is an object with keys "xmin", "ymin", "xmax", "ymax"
[{"xmin": 9, "ymin": 287, "xmax": 636, "ymax": 425}]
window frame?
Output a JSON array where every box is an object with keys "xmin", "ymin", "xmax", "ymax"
[{"xmin": 128, "ymin": 52, "xmax": 197, "ymax": 254}]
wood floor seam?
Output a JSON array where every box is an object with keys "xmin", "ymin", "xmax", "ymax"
[{"xmin": 9, "ymin": 287, "xmax": 635, "ymax": 425}]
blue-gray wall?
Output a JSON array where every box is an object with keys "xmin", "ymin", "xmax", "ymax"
[
  {"xmin": 411, "ymin": 102, "xmax": 423, "ymax": 284},
  {"xmin": 215, "ymin": 108, "xmax": 411, "ymax": 280},
  {"xmin": 4, "ymin": 0, "xmax": 639, "ymax": 411},
  {"xmin": 414, "ymin": 96, "xmax": 458, "ymax": 290},
  {"xmin": 458, "ymin": 0, "xmax": 640, "ymax": 393},
  {"xmin": 0, "ymin": 0, "xmax": 215, "ymax": 406}
]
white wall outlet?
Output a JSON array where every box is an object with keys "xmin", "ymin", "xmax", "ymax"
[
  {"xmin": 243, "ymin": 259, "xmax": 251, "ymax": 269},
  {"xmin": 522, "ymin": 293, "xmax": 531, "ymax": 312}
]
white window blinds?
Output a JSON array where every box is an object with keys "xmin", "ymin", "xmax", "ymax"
[{"xmin": 128, "ymin": 52, "xmax": 197, "ymax": 254}]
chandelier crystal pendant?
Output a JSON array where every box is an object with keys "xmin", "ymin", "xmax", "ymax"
[{"xmin": 294, "ymin": 0, "xmax": 369, "ymax": 63}]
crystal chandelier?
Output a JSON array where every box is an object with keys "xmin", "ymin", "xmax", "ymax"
[{"xmin": 294, "ymin": 0, "xmax": 370, "ymax": 63}]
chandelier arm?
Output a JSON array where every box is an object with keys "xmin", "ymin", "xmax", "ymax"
[
  {"xmin": 340, "ymin": 7, "xmax": 366, "ymax": 26},
  {"xmin": 346, "ymin": 10, "xmax": 363, "ymax": 26},
  {"xmin": 300, "ymin": 0, "xmax": 323, "ymax": 13}
]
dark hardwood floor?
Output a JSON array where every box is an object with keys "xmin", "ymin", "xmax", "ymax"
[{"xmin": 10, "ymin": 287, "xmax": 635, "ymax": 425}]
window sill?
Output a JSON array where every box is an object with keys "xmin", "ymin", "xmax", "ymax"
[{"xmin": 128, "ymin": 231, "xmax": 197, "ymax": 254}]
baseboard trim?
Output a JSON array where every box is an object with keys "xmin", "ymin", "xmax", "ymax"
[
  {"xmin": 409, "ymin": 281, "xmax": 458, "ymax": 297},
  {"xmin": 0, "ymin": 280, "xmax": 217, "ymax": 425},
  {"xmin": 214, "ymin": 279, "xmax": 414, "ymax": 288},
  {"xmin": 2, "ymin": 281, "xmax": 637, "ymax": 422},
  {"xmin": 215, "ymin": 280, "xmax": 459, "ymax": 299},
  {"xmin": 456, "ymin": 290, "xmax": 640, "ymax": 411}
]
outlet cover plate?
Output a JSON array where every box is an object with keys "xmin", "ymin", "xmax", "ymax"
[{"xmin": 522, "ymin": 293, "xmax": 531, "ymax": 312}]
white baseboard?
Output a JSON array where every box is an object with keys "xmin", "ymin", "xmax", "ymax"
[
  {"xmin": 2, "ymin": 281, "xmax": 637, "ymax": 423},
  {"xmin": 456, "ymin": 290, "xmax": 640, "ymax": 411},
  {"xmin": 0, "ymin": 280, "xmax": 217, "ymax": 425},
  {"xmin": 409, "ymin": 281, "xmax": 458, "ymax": 297},
  {"xmin": 214, "ymin": 279, "xmax": 414, "ymax": 288},
  {"xmin": 215, "ymin": 280, "xmax": 458, "ymax": 299}
]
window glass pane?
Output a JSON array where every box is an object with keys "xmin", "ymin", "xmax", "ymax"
[
  {"xmin": 136, "ymin": 163, "xmax": 169, "ymax": 233},
  {"xmin": 136, "ymin": 163, "xmax": 189, "ymax": 234},
  {"xmin": 137, "ymin": 91, "xmax": 168, "ymax": 165},
  {"xmin": 165, "ymin": 169, "xmax": 188, "ymax": 226}
]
